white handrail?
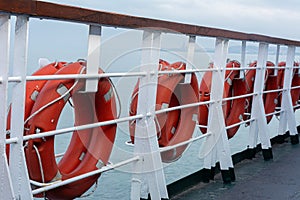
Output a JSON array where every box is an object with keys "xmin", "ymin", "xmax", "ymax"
[
  {"xmin": 32, "ymin": 156, "xmax": 140, "ymax": 195},
  {"xmin": 160, "ymin": 132, "xmax": 212, "ymax": 153},
  {"xmin": 225, "ymin": 118, "xmax": 255, "ymax": 130}
]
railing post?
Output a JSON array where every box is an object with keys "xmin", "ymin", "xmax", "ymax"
[
  {"xmin": 0, "ymin": 13, "xmax": 15, "ymax": 200},
  {"xmin": 274, "ymin": 44, "xmax": 280, "ymax": 76},
  {"xmin": 248, "ymin": 42, "xmax": 273, "ymax": 160},
  {"xmin": 278, "ymin": 46, "xmax": 299, "ymax": 144},
  {"xmin": 84, "ymin": 24, "xmax": 101, "ymax": 92},
  {"xmin": 131, "ymin": 30, "xmax": 168, "ymax": 200},
  {"xmin": 240, "ymin": 41, "xmax": 246, "ymax": 78},
  {"xmin": 9, "ymin": 15, "xmax": 32, "ymax": 199},
  {"xmin": 201, "ymin": 38, "xmax": 235, "ymax": 183},
  {"xmin": 184, "ymin": 35, "xmax": 196, "ymax": 83}
]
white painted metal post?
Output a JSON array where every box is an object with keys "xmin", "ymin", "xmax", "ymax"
[
  {"xmin": 131, "ymin": 31, "xmax": 168, "ymax": 200},
  {"xmin": 9, "ymin": 15, "xmax": 33, "ymax": 199},
  {"xmin": 0, "ymin": 13, "xmax": 15, "ymax": 200},
  {"xmin": 85, "ymin": 25, "xmax": 101, "ymax": 92},
  {"xmin": 274, "ymin": 45, "xmax": 280, "ymax": 76},
  {"xmin": 201, "ymin": 38, "xmax": 234, "ymax": 180},
  {"xmin": 248, "ymin": 43, "xmax": 272, "ymax": 159},
  {"xmin": 278, "ymin": 46, "xmax": 298, "ymax": 140},
  {"xmin": 184, "ymin": 35, "xmax": 196, "ymax": 83},
  {"xmin": 240, "ymin": 41, "xmax": 246, "ymax": 78}
]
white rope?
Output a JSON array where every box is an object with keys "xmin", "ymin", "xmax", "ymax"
[
  {"xmin": 32, "ymin": 144, "xmax": 45, "ymax": 184},
  {"xmin": 32, "ymin": 144, "xmax": 47, "ymax": 199},
  {"xmin": 108, "ymin": 78, "xmax": 122, "ymax": 118},
  {"xmin": 23, "ymin": 67, "xmax": 86, "ymax": 125}
]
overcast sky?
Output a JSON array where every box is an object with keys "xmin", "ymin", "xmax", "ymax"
[
  {"xmin": 41, "ymin": 0, "xmax": 300, "ymax": 41},
  {"xmin": 24, "ymin": 0, "xmax": 300, "ymax": 73}
]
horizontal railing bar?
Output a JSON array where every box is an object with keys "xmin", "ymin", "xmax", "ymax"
[
  {"xmin": 277, "ymin": 103, "xmax": 300, "ymax": 110},
  {"xmin": 222, "ymin": 92, "xmax": 255, "ymax": 102},
  {"xmin": 155, "ymin": 100, "xmax": 214, "ymax": 115},
  {"xmin": 262, "ymin": 86, "xmax": 300, "ymax": 94},
  {"xmin": 20, "ymin": 100, "xmax": 211, "ymax": 143},
  {"xmin": 225, "ymin": 118, "xmax": 255, "ymax": 130},
  {"xmin": 158, "ymin": 67, "xmax": 258, "ymax": 74},
  {"xmin": 32, "ymin": 156, "xmax": 140, "ymax": 194},
  {"xmin": 22, "ymin": 114, "xmax": 144, "ymax": 142},
  {"xmin": 294, "ymin": 105, "xmax": 300, "ymax": 109},
  {"xmin": 30, "ymin": 180, "xmax": 61, "ymax": 187},
  {"xmin": 265, "ymin": 66, "xmax": 300, "ymax": 69},
  {"xmin": 196, "ymin": 124, "xmax": 208, "ymax": 128},
  {"xmin": 158, "ymin": 68, "xmax": 218, "ymax": 74},
  {"xmin": 291, "ymin": 85, "xmax": 300, "ymax": 90},
  {"xmin": 55, "ymin": 152, "xmax": 64, "ymax": 158},
  {"xmin": 262, "ymin": 88, "xmax": 284, "ymax": 94},
  {"xmin": 1, "ymin": 1, "xmax": 300, "ymax": 46},
  {"xmin": 222, "ymin": 67, "xmax": 258, "ymax": 71},
  {"xmin": 224, "ymin": 66, "xmax": 298, "ymax": 71},
  {"xmin": 6, "ymin": 88, "xmax": 297, "ymax": 144},
  {"xmin": 7, "ymin": 76, "xmax": 22, "ymax": 82},
  {"xmin": 5, "ymin": 67, "xmax": 272, "ymax": 83},
  {"xmin": 265, "ymin": 110, "xmax": 283, "ymax": 117},
  {"xmin": 5, "ymin": 67, "xmax": 299, "ymax": 83},
  {"xmin": 6, "ymin": 67, "xmax": 262, "ymax": 83},
  {"xmin": 24, "ymin": 72, "xmax": 147, "ymax": 81},
  {"xmin": 160, "ymin": 132, "xmax": 211, "ymax": 153},
  {"xmin": 5, "ymin": 137, "xmax": 18, "ymax": 144}
]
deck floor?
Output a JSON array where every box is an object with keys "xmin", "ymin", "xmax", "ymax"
[{"xmin": 172, "ymin": 140, "xmax": 300, "ymax": 200}]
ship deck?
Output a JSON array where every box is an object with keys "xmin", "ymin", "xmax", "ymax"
[{"xmin": 172, "ymin": 136, "xmax": 300, "ymax": 200}]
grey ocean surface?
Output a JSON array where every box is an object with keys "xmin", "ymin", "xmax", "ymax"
[{"xmin": 52, "ymin": 51, "xmax": 300, "ymax": 199}]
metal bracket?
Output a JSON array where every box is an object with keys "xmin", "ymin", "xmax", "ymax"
[
  {"xmin": 240, "ymin": 41, "xmax": 246, "ymax": 79},
  {"xmin": 274, "ymin": 44, "xmax": 280, "ymax": 76},
  {"xmin": 201, "ymin": 38, "xmax": 234, "ymax": 171},
  {"xmin": 130, "ymin": 30, "xmax": 168, "ymax": 200},
  {"xmin": 278, "ymin": 46, "xmax": 298, "ymax": 136},
  {"xmin": 184, "ymin": 35, "xmax": 196, "ymax": 84},
  {"xmin": 84, "ymin": 25, "xmax": 101, "ymax": 93},
  {"xmin": 248, "ymin": 43, "xmax": 271, "ymax": 150}
]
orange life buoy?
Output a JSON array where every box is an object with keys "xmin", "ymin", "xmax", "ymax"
[
  {"xmin": 129, "ymin": 60, "xmax": 199, "ymax": 162},
  {"xmin": 244, "ymin": 61, "xmax": 278, "ymax": 123},
  {"xmin": 198, "ymin": 60, "xmax": 246, "ymax": 139},
  {"xmin": 277, "ymin": 61, "xmax": 300, "ymax": 109},
  {"xmin": 225, "ymin": 77, "xmax": 247, "ymax": 138},
  {"xmin": 6, "ymin": 62, "xmax": 67, "ymax": 159},
  {"xmin": 23, "ymin": 62, "xmax": 117, "ymax": 199}
]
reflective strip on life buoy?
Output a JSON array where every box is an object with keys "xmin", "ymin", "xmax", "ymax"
[
  {"xmin": 199, "ymin": 60, "xmax": 246, "ymax": 139},
  {"xmin": 24, "ymin": 62, "xmax": 117, "ymax": 199},
  {"xmin": 129, "ymin": 60, "xmax": 199, "ymax": 163}
]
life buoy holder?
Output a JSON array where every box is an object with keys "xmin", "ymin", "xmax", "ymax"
[
  {"xmin": 244, "ymin": 61, "xmax": 279, "ymax": 123},
  {"xmin": 129, "ymin": 60, "xmax": 199, "ymax": 163},
  {"xmin": 198, "ymin": 60, "xmax": 246, "ymax": 139},
  {"xmin": 16, "ymin": 62, "xmax": 117, "ymax": 199}
]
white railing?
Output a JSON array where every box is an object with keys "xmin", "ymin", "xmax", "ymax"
[{"xmin": 0, "ymin": 1, "xmax": 300, "ymax": 200}]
